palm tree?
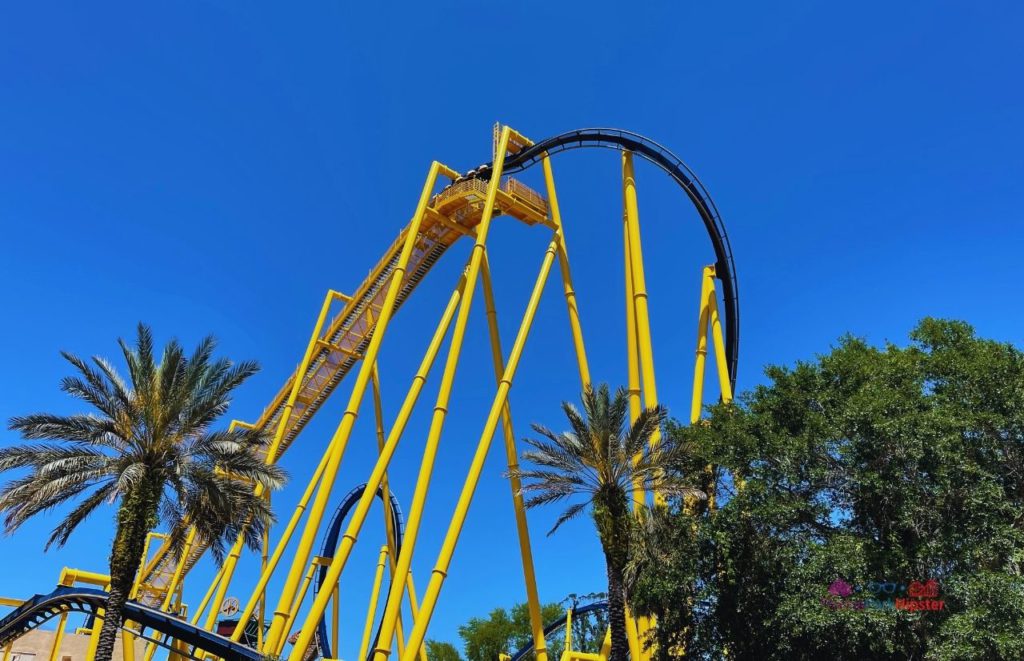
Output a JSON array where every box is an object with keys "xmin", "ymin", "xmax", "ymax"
[
  {"xmin": 511, "ymin": 384, "xmax": 700, "ymax": 661},
  {"xmin": 0, "ymin": 324, "xmax": 286, "ymax": 661}
]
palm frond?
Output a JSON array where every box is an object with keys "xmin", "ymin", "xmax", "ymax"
[
  {"xmin": 547, "ymin": 502, "xmax": 587, "ymax": 536},
  {"xmin": 46, "ymin": 481, "xmax": 117, "ymax": 549}
]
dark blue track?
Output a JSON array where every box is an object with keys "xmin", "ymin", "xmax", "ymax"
[
  {"xmin": 508, "ymin": 601, "xmax": 609, "ymax": 661},
  {"xmin": 476, "ymin": 128, "xmax": 740, "ymax": 390},
  {"xmin": 0, "ymin": 586, "xmax": 262, "ymax": 661}
]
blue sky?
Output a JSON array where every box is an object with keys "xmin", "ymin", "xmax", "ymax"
[{"xmin": 1, "ymin": 0, "xmax": 1022, "ymax": 657}]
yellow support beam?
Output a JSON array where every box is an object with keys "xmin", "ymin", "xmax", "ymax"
[
  {"xmin": 281, "ymin": 265, "xmax": 469, "ymax": 660},
  {"xmin": 541, "ymin": 155, "xmax": 591, "ymax": 389},
  {"xmin": 479, "ymin": 255, "xmax": 548, "ymax": 661},
  {"xmin": 47, "ymin": 613, "xmax": 68, "ymax": 661},
  {"xmin": 362, "ymin": 126, "xmax": 516, "ymax": 661},
  {"xmin": 402, "ymin": 227, "xmax": 561, "ymax": 661},
  {"xmin": 358, "ymin": 546, "xmax": 389, "ymax": 661},
  {"xmin": 213, "ymin": 289, "xmax": 349, "ymax": 636},
  {"xmin": 230, "ymin": 449, "xmax": 333, "ymax": 641},
  {"xmin": 265, "ymin": 161, "xmax": 447, "ymax": 655}
]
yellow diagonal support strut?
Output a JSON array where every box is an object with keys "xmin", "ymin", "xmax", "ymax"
[
  {"xmin": 370, "ymin": 363, "xmax": 427, "ymax": 661},
  {"xmin": 542, "ymin": 155, "xmax": 591, "ymax": 390},
  {"xmin": 264, "ymin": 161, "xmax": 449, "ymax": 655},
  {"xmin": 281, "ymin": 264, "xmax": 470, "ymax": 660},
  {"xmin": 200, "ymin": 290, "xmax": 352, "ymax": 633},
  {"xmin": 479, "ymin": 255, "xmax": 548, "ymax": 661},
  {"xmin": 229, "ymin": 448, "xmax": 331, "ymax": 641},
  {"xmin": 355, "ymin": 126, "xmax": 516, "ymax": 661},
  {"xmin": 359, "ymin": 546, "xmax": 390, "ymax": 661},
  {"xmin": 401, "ymin": 226, "xmax": 562, "ymax": 661}
]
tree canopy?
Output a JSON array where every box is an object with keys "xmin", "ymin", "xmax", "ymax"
[{"xmin": 629, "ymin": 318, "xmax": 1024, "ymax": 660}]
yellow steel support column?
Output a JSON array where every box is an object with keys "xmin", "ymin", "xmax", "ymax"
[
  {"xmin": 359, "ymin": 546, "xmax": 389, "ymax": 661},
  {"xmin": 565, "ymin": 609, "xmax": 573, "ymax": 656},
  {"xmin": 624, "ymin": 207, "xmax": 645, "ymax": 509},
  {"xmin": 281, "ymin": 558, "xmax": 324, "ymax": 648},
  {"xmin": 541, "ymin": 155, "xmax": 591, "ymax": 389},
  {"xmin": 121, "ymin": 627, "xmax": 135, "ymax": 661},
  {"xmin": 85, "ymin": 610, "xmax": 102, "ymax": 661},
  {"xmin": 479, "ymin": 255, "xmax": 548, "ymax": 661},
  {"xmin": 282, "ymin": 265, "xmax": 469, "ymax": 660},
  {"xmin": 370, "ymin": 365, "xmax": 428, "ymax": 661},
  {"xmin": 230, "ymin": 449, "xmax": 332, "ymax": 641},
  {"xmin": 707, "ymin": 277, "xmax": 733, "ymax": 404},
  {"xmin": 358, "ymin": 126, "xmax": 515, "ymax": 661},
  {"xmin": 265, "ymin": 162, "xmax": 449, "ymax": 655},
  {"xmin": 402, "ymin": 228, "xmax": 560, "ymax": 661},
  {"xmin": 213, "ymin": 287, "xmax": 346, "ymax": 636},
  {"xmin": 622, "ymin": 152, "xmax": 657, "ymax": 659},
  {"xmin": 47, "ymin": 613, "xmax": 68, "ymax": 661},
  {"xmin": 331, "ymin": 583, "xmax": 340, "ymax": 658},
  {"xmin": 689, "ymin": 267, "xmax": 714, "ymax": 425},
  {"xmin": 258, "ymin": 506, "xmax": 269, "ymax": 650},
  {"xmin": 191, "ymin": 562, "xmax": 227, "ymax": 627},
  {"xmin": 160, "ymin": 528, "xmax": 196, "ymax": 614},
  {"xmin": 622, "ymin": 151, "xmax": 664, "ymax": 474}
]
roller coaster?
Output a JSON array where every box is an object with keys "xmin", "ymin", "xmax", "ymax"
[{"xmin": 0, "ymin": 125, "xmax": 737, "ymax": 661}]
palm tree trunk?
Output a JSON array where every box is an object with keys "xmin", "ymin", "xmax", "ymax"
[
  {"xmin": 605, "ymin": 551, "xmax": 631, "ymax": 661},
  {"xmin": 95, "ymin": 481, "xmax": 161, "ymax": 661}
]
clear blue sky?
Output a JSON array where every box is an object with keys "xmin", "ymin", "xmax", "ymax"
[{"xmin": 1, "ymin": 1, "xmax": 1022, "ymax": 657}]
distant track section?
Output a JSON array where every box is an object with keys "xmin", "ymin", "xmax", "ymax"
[
  {"xmin": 508, "ymin": 601, "xmax": 610, "ymax": 661},
  {"xmin": 0, "ymin": 587, "xmax": 262, "ymax": 661},
  {"xmin": 475, "ymin": 128, "xmax": 740, "ymax": 389}
]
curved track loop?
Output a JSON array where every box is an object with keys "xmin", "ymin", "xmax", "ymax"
[
  {"xmin": 475, "ymin": 128, "xmax": 739, "ymax": 389},
  {"xmin": 314, "ymin": 483, "xmax": 405, "ymax": 661}
]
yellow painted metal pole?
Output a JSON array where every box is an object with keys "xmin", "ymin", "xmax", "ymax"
[
  {"xmin": 689, "ymin": 267, "xmax": 714, "ymax": 425},
  {"xmin": 357, "ymin": 127, "xmax": 514, "ymax": 661},
  {"xmin": 258, "ymin": 506, "xmax": 269, "ymax": 650},
  {"xmin": 283, "ymin": 266, "xmax": 469, "ymax": 661},
  {"xmin": 160, "ymin": 529, "xmax": 196, "ymax": 615},
  {"xmin": 565, "ymin": 609, "xmax": 573, "ymax": 655},
  {"xmin": 359, "ymin": 546, "xmax": 389, "ymax": 661},
  {"xmin": 3, "ymin": 644, "xmax": 10, "ymax": 661},
  {"xmin": 541, "ymin": 155, "xmax": 591, "ymax": 389},
  {"xmin": 622, "ymin": 152, "xmax": 663, "ymax": 457},
  {"xmin": 331, "ymin": 583, "xmax": 339, "ymax": 658},
  {"xmin": 707, "ymin": 281, "xmax": 733, "ymax": 404},
  {"xmin": 370, "ymin": 365, "xmax": 428, "ymax": 661},
  {"xmin": 215, "ymin": 287, "xmax": 343, "ymax": 636},
  {"xmin": 190, "ymin": 562, "xmax": 227, "ymax": 626},
  {"xmin": 624, "ymin": 205, "xmax": 645, "ymax": 509},
  {"xmin": 121, "ymin": 627, "xmax": 135, "ymax": 661},
  {"xmin": 264, "ymin": 163, "xmax": 445, "ymax": 655},
  {"xmin": 479, "ymin": 255, "xmax": 548, "ymax": 661},
  {"xmin": 47, "ymin": 613, "xmax": 68, "ymax": 661},
  {"xmin": 402, "ymin": 231, "xmax": 560, "ymax": 661},
  {"xmin": 280, "ymin": 560, "xmax": 320, "ymax": 649},
  {"xmin": 86, "ymin": 610, "xmax": 102, "ymax": 661},
  {"xmin": 230, "ymin": 449, "xmax": 332, "ymax": 641},
  {"xmin": 622, "ymin": 151, "xmax": 657, "ymax": 661}
]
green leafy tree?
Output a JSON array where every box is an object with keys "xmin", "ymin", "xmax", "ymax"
[
  {"xmin": 629, "ymin": 319, "xmax": 1024, "ymax": 660},
  {"xmin": 426, "ymin": 640, "xmax": 463, "ymax": 661},
  {"xmin": 512, "ymin": 384, "xmax": 700, "ymax": 661},
  {"xmin": 457, "ymin": 601, "xmax": 566, "ymax": 661},
  {"xmin": 0, "ymin": 325, "xmax": 286, "ymax": 661}
]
